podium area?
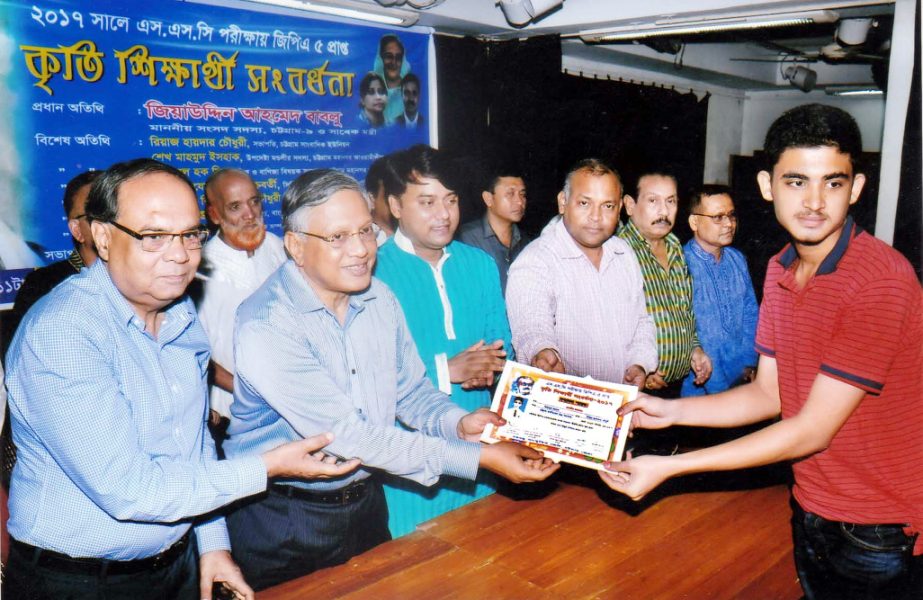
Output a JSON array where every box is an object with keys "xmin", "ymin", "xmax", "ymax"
[{"xmin": 261, "ymin": 466, "xmax": 801, "ymax": 599}]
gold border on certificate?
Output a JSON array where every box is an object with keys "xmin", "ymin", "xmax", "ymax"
[{"xmin": 481, "ymin": 361, "xmax": 637, "ymax": 470}]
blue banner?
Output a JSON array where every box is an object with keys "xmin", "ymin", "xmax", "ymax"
[{"xmin": 0, "ymin": 0, "xmax": 430, "ymax": 304}]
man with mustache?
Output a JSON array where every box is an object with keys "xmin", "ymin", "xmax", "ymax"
[
  {"xmin": 198, "ymin": 169, "xmax": 287, "ymax": 431},
  {"xmin": 223, "ymin": 168, "xmax": 556, "ymax": 589},
  {"xmin": 682, "ymin": 185, "xmax": 758, "ymax": 396},
  {"xmin": 375, "ymin": 145, "xmax": 513, "ymax": 537},
  {"xmin": 459, "ymin": 166, "xmax": 531, "ymax": 293},
  {"xmin": 507, "ymin": 158, "xmax": 656, "ymax": 389},
  {"xmin": 602, "ymin": 103, "xmax": 921, "ymax": 600},
  {"xmin": 619, "ymin": 171, "xmax": 712, "ymax": 398}
]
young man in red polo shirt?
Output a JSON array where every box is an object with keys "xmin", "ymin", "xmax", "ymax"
[{"xmin": 600, "ymin": 103, "xmax": 921, "ymax": 599}]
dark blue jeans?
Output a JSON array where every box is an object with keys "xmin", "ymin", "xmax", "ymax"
[
  {"xmin": 791, "ymin": 498, "xmax": 922, "ymax": 599},
  {"xmin": 3, "ymin": 537, "xmax": 198, "ymax": 600}
]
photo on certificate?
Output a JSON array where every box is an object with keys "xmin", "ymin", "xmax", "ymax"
[{"xmin": 481, "ymin": 361, "xmax": 637, "ymax": 470}]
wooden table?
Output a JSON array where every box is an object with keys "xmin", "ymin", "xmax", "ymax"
[{"xmin": 261, "ymin": 468, "xmax": 801, "ymax": 599}]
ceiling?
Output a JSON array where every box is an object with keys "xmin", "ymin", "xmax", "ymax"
[{"xmin": 220, "ymin": 0, "xmax": 896, "ymax": 92}]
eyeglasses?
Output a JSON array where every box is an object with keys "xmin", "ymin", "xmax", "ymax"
[
  {"xmin": 294, "ymin": 224, "xmax": 377, "ymax": 249},
  {"xmin": 109, "ymin": 221, "xmax": 208, "ymax": 252},
  {"xmin": 692, "ymin": 211, "xmax": 738, "ymax": 225}
]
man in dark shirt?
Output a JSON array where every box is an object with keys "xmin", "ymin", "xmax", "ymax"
[{"xmin": 458, "ymin": 168, "xmax": 531, "ymax": 291}]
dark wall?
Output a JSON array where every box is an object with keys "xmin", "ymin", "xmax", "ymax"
[{"xmin": 434, "ymin": 35, "xmax": 709, "ymax": 237}]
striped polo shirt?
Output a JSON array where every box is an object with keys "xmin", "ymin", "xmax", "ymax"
[
  {"xmin": 756, "ymin": 217, "xmax": 922, "ymax": 552},
  {"xmin": 618, "ymin": 220, "xmax": 698, "ymax": 383}
]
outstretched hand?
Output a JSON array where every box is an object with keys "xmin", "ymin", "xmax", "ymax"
[
  {"xmin": 458, "ymin": 408, "xmax": 504, "ymax": 442},
  {"xmin": 480, "ymin": 441, "xmax": 560, "ymax": 483},
  {"xmin": 618, "ymin": 393, "xmax": 677, "ymax": 433},
  {"xmin": 262, "ymin": 433, "xmax": 361, "ymax": 480},
  {"xmin": 598, "ymin": 453, "xmax": 676, "ymax": 501}
]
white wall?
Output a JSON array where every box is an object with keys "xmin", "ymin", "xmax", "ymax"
[
  {"xmin": 740, "ymin": 91, "xmax": 886, "ymax": 155},
  {"xmin": 703, "ymin": 94, "xmax": 744, "ymax": 183}
]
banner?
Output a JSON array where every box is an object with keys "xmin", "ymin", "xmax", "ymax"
[{"xmin": 0, "ymin": 0, "xmax": 430, "ymax": 304}]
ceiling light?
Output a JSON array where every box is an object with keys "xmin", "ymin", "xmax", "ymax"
[
  {"xmin": 499, "ymin": 0, "xmax": 564, "ymax": 27},
  {"xmin": 576, "ymin": 10, "xmax": 839, "ymax": 43},
  {"xmin": 241, "ymin": 0, "xmax": 419, "ymax": 26}
]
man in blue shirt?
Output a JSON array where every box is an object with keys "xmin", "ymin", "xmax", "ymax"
[
  {"xmin": 4, "ymin": 159, "xmax": 357, "ymax": 600},
  {"xmin": 224, "ymin": 168, "xmax": 556, "ymax": 590},
  {"xmin": 682, "ymin": 185, "xmax": 759, "ymax": 395}
]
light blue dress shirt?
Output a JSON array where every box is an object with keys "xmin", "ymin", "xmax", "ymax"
[
  {"xmin": 5, "ymin": 261, "xmax": 267, "ymax": 560},
  {"xmin": 225, "ymin": 260, "xmax": 481, "ymax": 491},
  {"xmin": 682, "ymin": 239, "xmax": 759, "ymax": 395}
]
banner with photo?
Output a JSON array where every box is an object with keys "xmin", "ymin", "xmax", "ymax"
[{"xmin": 0, "ymin": 0, "xmax": 430, "ymax": 305}]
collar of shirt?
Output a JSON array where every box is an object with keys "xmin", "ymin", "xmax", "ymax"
[
  {"xmin": 480, "ymin": 214, "xmax": 522, "ymax": 249},
  {"xmin": 550, "ymin": 217, "xmax": 628, "ymax": 266},
  {"xmin": 88, "ymin": 261, "xmax": 195, "ymax": 344},
  {"xmin": 777, "ymin": 216, "xmax": 860, "ymax": 276},
  {"xmin": 68, "ymin": 250, "xmax": 85, "ymax": 272},
  {"xmin": 403, "ymin": 112, "xmax": 419, "ymax": 125},
  {"xmin": 393, "ymin": 227, "xmax": 452, "ymax": 271},
  {"xmin": 279, "ymin": 260, "xmax": 375, "ymax": 325},
  {"xmin": 687, "ymin": 238, "xmax": 724, "ymax": 265},
  {"xmin": 619, "ymin": 220, "xmax": 684, "ymax": 269}
]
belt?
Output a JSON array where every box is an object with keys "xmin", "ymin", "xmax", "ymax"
[
  {"xmin": 270, "ymin": 480, "xmax": 370, "ymax": 505},
  {"xmin": 10, "ymin": 532, "xmax": 190, "ymax": 576}
]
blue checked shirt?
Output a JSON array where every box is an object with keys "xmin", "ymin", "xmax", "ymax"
[
  {"xmin": 225, "ymin": 261, "xmax": 481, "ymax": 491},
  {"xmin": 5, "ymin": 262, "xmax": 267, "ymax": 560}
]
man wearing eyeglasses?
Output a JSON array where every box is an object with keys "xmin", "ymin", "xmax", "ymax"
[
  {"xmin": 197, "ymin": 169, "xmax": 287, "ymax": 442},
  {"xmin": 682, "ymin": 185, "xmax": 758, "ymax": 396},
  {"xmin": 4, "ymin": 158, "xmax": 360, "ymax": 600},
  {"xmin": 620, "ymin": 172, "xmax": 712, "ymax": 398},
  {"xmin": 223, "ymin": 167, "xmax": 557, "ymax": 590}
]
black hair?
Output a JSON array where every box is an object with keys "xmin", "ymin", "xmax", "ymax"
[
  {"xmin": 688, "ymin": 184, "xmax": 733, "ymax": 213},
  {"xmin": 85, "ymin": 158, "xmax": 194, "ymax": 223},
  {"xmin": 384, "ymin": 145, "xmax": 460, "ymax": 199},
  {"xmin": 359, "ymin": 71, "xmax": 386, "ymax": 101},
  {"xmin": 763, "ymin": 103, "xmax": 863, "ymax": 172},
  {"xmin": 379, "ymin": 34, "xmax": 404, "ymax": 57},
  {"xmin": 63, "ymin": 170, "xmax": 101, "ymax": 216},
  {"xmin": 401, "ymin": 73, "xmax": 420, "ymax": 90}
]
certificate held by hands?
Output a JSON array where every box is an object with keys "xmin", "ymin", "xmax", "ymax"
[{"xmin": 480, "ymin": 361, "xmax": 637, "ymax": 470}]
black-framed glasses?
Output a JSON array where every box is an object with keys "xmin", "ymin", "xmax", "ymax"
[
  {"xmin": 109, "ymin": 221, "xmax": 208, "ymax": 252},
  {"xmin": 692, "ymin": 211, "xmax": 738, "ymax": 225},
  {"xmin": 293, "ymin": 224, "xmax": 376, "ymax": 249}
]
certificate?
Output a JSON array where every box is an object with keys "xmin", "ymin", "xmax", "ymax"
[{"xmin": 480, "ymin": 361, "xmax": 637, "ymax": 470}]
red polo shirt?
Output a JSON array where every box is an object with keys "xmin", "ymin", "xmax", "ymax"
[{"xmin": 756, "ymin": 217, "xmax": 923, "ymax": 553}]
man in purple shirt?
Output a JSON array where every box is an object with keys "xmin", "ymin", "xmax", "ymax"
[{"xmin": 506, "ymin": 158, "xmax": 656, "ymax": 388}]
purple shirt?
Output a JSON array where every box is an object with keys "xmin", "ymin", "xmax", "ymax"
[{"xmin": 506, "ymin": 219, "xmax": 657, "ymax": 383}]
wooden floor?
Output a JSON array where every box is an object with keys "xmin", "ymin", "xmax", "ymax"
[{"xmin": 261, "ymin": 467, "xmax": 802, "ymax": 599}]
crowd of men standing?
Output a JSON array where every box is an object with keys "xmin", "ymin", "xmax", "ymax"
[{"xmin": 1, "ymin": 103, "xmax": 919, "ymax": 600}]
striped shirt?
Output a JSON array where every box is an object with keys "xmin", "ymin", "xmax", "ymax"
[
  {"xmin": 756, "ymin": 218, "xmax": 922, "ymax": 552},
  {"xmin": 507, "ymin": 218, "xmax": 657, "ymax": 383},
  {"xmin": 225, "ymin": 260, "xmax": 481, "ymax": 491},
  {"xmin": 618, "ymin": 220, "xmax": 698, "ymax": 383},
  {"xmin": 5, "ymin": 261, "xmax": 267, "ymax": 560}
]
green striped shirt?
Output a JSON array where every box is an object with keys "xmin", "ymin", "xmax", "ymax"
[{"xmin": 618, "ymin": 220, "xmax": 698, "ymax": 383}]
